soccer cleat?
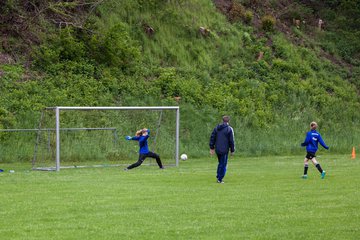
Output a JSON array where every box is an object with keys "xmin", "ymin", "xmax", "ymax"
[
  {"xmin": 321, "ymin": 171, "xmax": 326, "ymax": 179},
  {"xmin": 217, "ymin": 180, "xmax": 225, "ymax": 184},
  {"xmin": 123, "ymin": 168, "xmax": 128, "ymax": 171},
  {"xmin": 302, "ymin": 175, "xmax": 308, "ymax": 179}
]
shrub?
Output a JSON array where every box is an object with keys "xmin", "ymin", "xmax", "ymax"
[
  {"xmin": 0, "ymin": 107, "xmax": 15, "ymax": 129},
  {"xmin": 261, "ymin": 15, "xmax": 276, "ymax": 32},
  {"xmin": 242, "ymin": 32, "xmax": 252, "ymax": 44},
  {"xmin": 279, "ymin": 3, "xmax": 314, "ymax": 22},
  {"xmin": 243, "ymin": 10, "xmax": 254, "ymax": 24},
  {"xmin": 152, "ymin": 67, "xmax": 203, "ymax": 105},
  {"xmin": 33, "ymin": 28, "xmax": 86, "ymax": 71},
  {"xmin": 228, "ymin": 2, "xmax": 245, "ymax": 23},
  {"xmin": 33, "ymin": 46, "xmax": 60, "ymax": 71},
  {"xmin": 94, "ymin": 23, "xmax": 141, "ymax": 70}
]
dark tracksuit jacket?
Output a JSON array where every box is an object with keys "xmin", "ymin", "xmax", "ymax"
[{"xmin": 209, "ymin": 123, "xmax": 235, "ymax": 155}]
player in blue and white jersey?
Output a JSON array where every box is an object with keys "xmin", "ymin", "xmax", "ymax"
[
  {"xmin": 124, "ymin": 128, "xmax": 164, "ymax": 170},
  {"xmin": 301, "ymin": 122, "xmax": 329, "ymax": 179}
]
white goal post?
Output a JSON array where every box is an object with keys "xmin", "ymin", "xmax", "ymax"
[{"xmin": 51, "ymin": 106, "xmax": 180, "ymax": 171}]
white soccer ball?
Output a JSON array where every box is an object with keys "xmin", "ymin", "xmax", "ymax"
[{"xmin": 180, "ymin": 154, "xmax": 188, "ymax": 161}]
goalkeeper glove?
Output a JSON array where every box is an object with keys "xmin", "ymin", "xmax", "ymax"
[{"xmin": 125, "ymin": 136, "xmax": 132, "ymax": 140}]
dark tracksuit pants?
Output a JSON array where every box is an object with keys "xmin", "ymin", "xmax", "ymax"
[{"xmin": 216, "ymin": 153, "xmax": 228, "ymax": 181}]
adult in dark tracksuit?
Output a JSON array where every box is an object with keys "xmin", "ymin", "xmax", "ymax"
[
  {"xmin": 209, "ymin": 116, "xmax": 235, "ymax": 183},
  {"xmin": 124, "ymin": 128, "xmax": 164, "ymax": 170}
]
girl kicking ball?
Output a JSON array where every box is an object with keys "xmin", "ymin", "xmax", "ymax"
[
  {"xmin": 124, "ymin": 128, "xmax": 164, "ymax": 170},
  {"xmin": 301, "ymin": 122, "xmax": 329, "ymax": 179}
]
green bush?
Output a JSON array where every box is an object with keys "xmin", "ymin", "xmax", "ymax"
[
  {"xmin": 279, "ymin": 3, "xmax": 314, "ymax": 22},
  {"xmin": 92, "ymin": 23, "xmax": 141, "ymax": 69},
  {"xmin": 1, "ymin": 0, "xmax": 360, "ymax": 157},
  {"xmin": 261, "ymin": 15, "xmax": 276, "ymax": 32},
  {"xmin": 33, "ymin": 28, "xmax": 87, "ymax": 70},
  {"xmin": 228, "ymin": 2, "xmax": 245, "ymax": 23},
  {"xmin": 0, "ymin": 107, "xmax": 15, "ymax": 129},
  {"xmin": 243, "ymin": 10, "xmax": 253, "ymax": 24}
]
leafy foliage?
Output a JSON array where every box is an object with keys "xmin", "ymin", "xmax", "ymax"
[
  {"xmin": 261, "ymin": 15, "xmax": 276, "ymax": 32},
  {"xmin": 1, "ymin": 0, "xmax": 360, "ymax": 159}
]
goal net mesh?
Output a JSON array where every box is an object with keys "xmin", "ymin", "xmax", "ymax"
[{"xmin": 32, "ymin": 108, "xmax": 177, "ymax": 170}]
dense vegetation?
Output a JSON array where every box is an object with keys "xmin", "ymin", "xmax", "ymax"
[{"xmin": 0, "ymin": 0, "xmax": 360, "ymax": 160}]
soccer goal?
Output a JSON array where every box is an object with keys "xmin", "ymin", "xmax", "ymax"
[{"xmin": 32, "ymin": 106, "xmax": 180, "ymax": 171}]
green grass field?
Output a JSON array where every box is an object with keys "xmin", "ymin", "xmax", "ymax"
[{"xmin": 0, "ymin": 154, "xmax": 359, "ymax": 239}]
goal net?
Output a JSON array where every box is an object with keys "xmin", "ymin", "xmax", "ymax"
[{"xmin": 32, "ymin": 106, "xmax": 180, "ymax": 171}]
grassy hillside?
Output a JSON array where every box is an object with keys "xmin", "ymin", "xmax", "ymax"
[{"xmin": 0, "ymin": 0, "xmax": 360, "ymax": 160}]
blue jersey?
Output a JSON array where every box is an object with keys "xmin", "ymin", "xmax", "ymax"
[
  {"xmin": 301, "ymin": 130, "xmax": 329, "ymax": 153},
  {"xmin": 131, "ymin": 130, "xmax": 150, "ymax": 154}
]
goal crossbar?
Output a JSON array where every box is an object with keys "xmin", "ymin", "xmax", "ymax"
[{"xmin": 51, "ymin": 106, "xmax": 180, "ymax": 171}]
